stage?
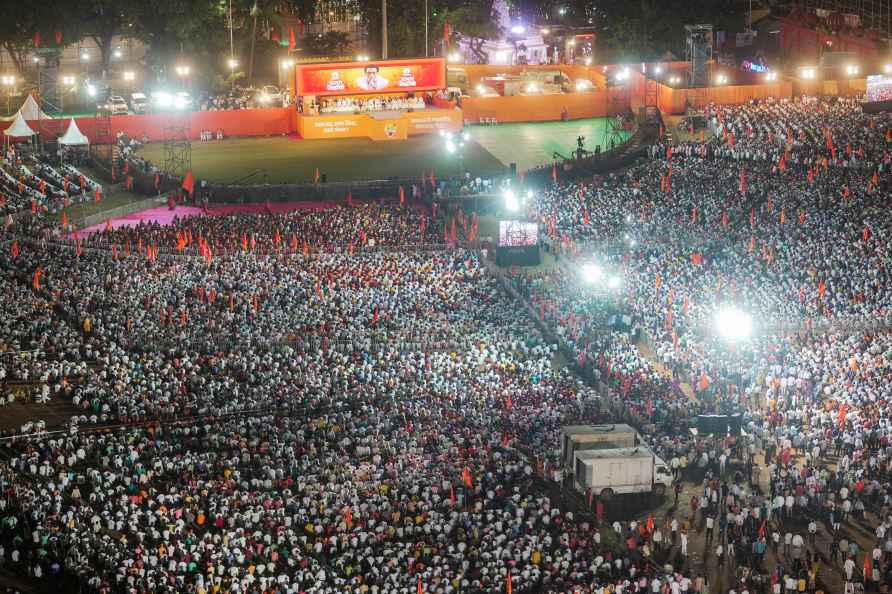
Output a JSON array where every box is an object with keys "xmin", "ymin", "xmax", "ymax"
[{"xmin": 295, "ymin": 108, "xmax": 462, "ymax": 141}]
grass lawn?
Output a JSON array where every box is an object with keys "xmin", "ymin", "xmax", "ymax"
[
  {"xmin": 134, "ymin": 117, "xmax": 623, "ymax": 185},
  {"xmin": 136, "ymin": 136, "xmax": 507, "ymax": 185},
  {"xmin": 470, "ymin": 117, "xmax": 628, "ymax": 172}
]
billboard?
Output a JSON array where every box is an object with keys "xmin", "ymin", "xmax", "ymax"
[
  {"xmin": 499, "ymin": 220, "xmax": 539, "ymax": 247},
  {"xmin": 866, "ymin": 75, "xmax": 892, "ymax": 103},
  {"xmin": 295, "ymin": 58, "xmax": 446, "ymax": 97}
]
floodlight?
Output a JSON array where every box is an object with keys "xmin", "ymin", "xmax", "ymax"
[
  {"xmin": 715, "ymin": 306, "xmax": 753, "ymax": 341},
  {"xmin": 581, "ymin": 263, "xmax": 602, "ymax": 283},
  {"xmin": 504, "ymin": 189, "xmax": 519, "ymax": 211}
]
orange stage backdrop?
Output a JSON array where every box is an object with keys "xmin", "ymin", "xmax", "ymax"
[{"xmin": 295, "ymin": 58, "xmax": 446, "ymax": 97}]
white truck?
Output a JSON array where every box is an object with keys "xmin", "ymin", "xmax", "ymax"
[
  {"xmin": 561, "ymin": 424, "xmax": 639, "ymax": 472},
  {"xmin": 574, "ymin": 446, "xmax": 673, "ymax": 500}
]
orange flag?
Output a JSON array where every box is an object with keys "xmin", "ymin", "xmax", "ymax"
[
  {"xmin": 181, "ymin": 170, "xmax": 195, "ymax": 196},
  {"xmin": 506, "ymin": 573, "xmax": 513, "ymax": 594},
  {"xmin": 417, "ymin": 576, "xmax": 424, "ymax": 594},
  {"xmin": 399, "ymin": 185, "xmax": 405, "ymax": 205},
  {"xmin": 462, "ymin": 467, "xmax": 472, "ymax": 488},
  {"xmin": 314, "ymin": 168, "xmax": 321, "ymax": 184},
  {"xmin": 32, "ymin": 267, "xmax": 43, "ymax": 290}
]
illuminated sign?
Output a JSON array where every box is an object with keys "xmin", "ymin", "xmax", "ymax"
[{"xmin": 295, "ymin": 58, "xmax": 446, "ymax": 96}]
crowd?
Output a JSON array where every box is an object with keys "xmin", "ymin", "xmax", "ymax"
[
  {"xmin": 519, "ymin": 95, "xmax": 892, "ymax": 591},
  {"xmin": 315, "ymin": 95, "xmax": 427, "ymax": 115},
  {"xmin": 0, "ymin": 94, "xmax": 890, "ymax": 593}
]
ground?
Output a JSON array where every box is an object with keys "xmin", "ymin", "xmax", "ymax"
[{"xmin": 134, "ymin": 118, "xmax": 623, "ymax": 184}]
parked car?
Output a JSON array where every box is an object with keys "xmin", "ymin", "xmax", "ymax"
[
  {"xmin": 99, "ymin": 95, "xmax": 129, "ymax": 115},
  {"xmin": 256, "ymin": 85, "xmax": 283, "ymax": 106},
  {"xmin": 130, "ymin": 92, "xmax": 150, "ymax": 114}
]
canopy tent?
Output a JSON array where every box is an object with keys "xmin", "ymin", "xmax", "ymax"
[
  {"xmin": 3, "ymin": 112, "xmax": 37, "ymax": 137},
  {"xmin": 58, "ymin": 118, "xmax": 89, "ymax": 145},
  {"xmin": 0, "ymin": 94, "xmax": 54, "ymax": 123}
]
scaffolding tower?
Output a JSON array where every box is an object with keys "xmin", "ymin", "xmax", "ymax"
[
  {"xmin": 685, "ymin": 24, "xmax": 713, "ymax": 89},
  {"xmin": 163, "ymin": 114, "xmax": 192, "ymax": 179},
  {"xmin": 91, "ymin": 105, "xmax": 113, "ymax": 173},
  {"xmin": 800, "ymin": 0, "xmax": 892, "ymax": 40},
  {"xmin": 34, "ymin": 49, "xmax": 64, "ymax": 148}
]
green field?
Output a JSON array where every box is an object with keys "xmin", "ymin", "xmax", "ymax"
[
  {"xmin": 135, "ymin": 117, "xmax": 622, "ymax": 184},
  {"xmin": 472, "ymin": 118, "xmax": 628, "ymax": 172}
]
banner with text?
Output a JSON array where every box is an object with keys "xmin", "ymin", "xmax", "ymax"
[{"xmin": 295, "ymin": 58, "xmax": 446, "ymax": 97}]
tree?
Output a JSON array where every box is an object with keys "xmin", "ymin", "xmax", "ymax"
[
  {"xmin": 0, "ymin": 3, "xmax": 66, "ymax": 75},
  {"xmin": 65, "ymin": 0, "xmax": 133, "ymax": 80},
  {"xmin": 128, "ymin": 0, "xmax": 228, "ymax": 80}
]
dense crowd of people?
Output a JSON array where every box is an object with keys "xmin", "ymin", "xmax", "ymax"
[{"xmin": 0, "ymin": 94, "xmax": 889, "ymax": 594}]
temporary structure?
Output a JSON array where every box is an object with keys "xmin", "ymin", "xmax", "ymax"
[
  {"xmin": 1, "ymin": 94, "xmax": 53, "ymax": 122},
  {"xmin": 3, "ymin": 112, "xmax": 37, "ymax": 137},
  {"xmin": 58, "ymin": 118, "xmax": 89, "ymax": 145}
]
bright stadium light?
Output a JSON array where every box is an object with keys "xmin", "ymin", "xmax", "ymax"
[
  {"xmin": 885, "ymin": 64, "xmax": 892, "ymax": 74},
  {"xmin": 504, "ymin": 189, "xmax": 519, "ymax": 211},
  {"xmin": 123, "ymin": 71, "xmax": 135, "ymax": 81},
  {"xmin": 800, "ymin": 67, "xmax": 816, "ymax": 79},
  {"xmin": 445, "ymin": 140, "xmax": 456, "ymax": 153},
  {"xmin": 462, "ymin": 131, "xmax": 470, "ymax": 141},
  {"xmin": 653, "ymin": 65, "xmax": 662, "ymax": 75},
  {"xmin": 845, "ymin": 64, "xmax": 859, "ymax": 76},
  {"xmin": 511, "ymin": 24, "xmax": 526, "ymax": 34},
  {"xmin": 607, "ymin": 275, "xmax": 622, "ymax": 290},
  {"xmin": 526, "ymin": 189, "xmax": 534, "ymax": 199},
  {"xmin": 154, "ymin": 90, "xmax": 173, "ymax": 108},
  {"xmin": 765, "ymin": 71, "xmax": 777, "ymax": 82},
  {"xmin": 715, "ymin": 306, "xmax": 753, "ymax": 342},
  {"xmin": 582, "ymin": 263, "xmax": 603, "ymax": 283},
  {"xmin": 86, "ymin": 84, "xmax": 97, "ymax": 97}
]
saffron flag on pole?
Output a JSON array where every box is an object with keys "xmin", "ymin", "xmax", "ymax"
[{"xmin": 182, "ymin": 170, "xmax": 195, "ymax": 196}]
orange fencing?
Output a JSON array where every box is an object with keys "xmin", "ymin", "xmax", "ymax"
[{"xmin": 461, "ymin": 89, "xmax": 628, "ymax": 124}]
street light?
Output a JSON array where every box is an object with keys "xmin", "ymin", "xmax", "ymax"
[
  {"xmin": 715, "ymin": 74, "xmax": 728, "ymax": 85},
  {"xmin": 1, "ymin": 75, "xmax": 15, "ymax": 115},
  {"xmin": 113, "ymin": 48, "xmax": 122, "ymax": 59},
  {"xmin": 800, "ymin": 67, "xmax": 816, "ymax": 79},
  {"xmin": 845, "ymin": 64, "xmax": 859, "ymax": 77},
  {"xmin": 59, "ymin": 75, "xmax": 76, "ymax": 115},
  {"xmin": 123, "ymin": 71, "xmax": 135, "ymax": 81},
  {"xmin": 176, "ymin": 65, "xmax": 191, "ymax": 77},
  {"xmin": 228, "ymin": 58, "xmax": 239, "ymax": 90},
  {"xmin": 80, "ymin": 51, "xmax": 90, "ymax": 62}
]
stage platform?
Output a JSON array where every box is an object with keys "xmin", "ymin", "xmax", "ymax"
[{"xmin": 295, "ymin": 107, "xmax": 462, "ymax": 141}]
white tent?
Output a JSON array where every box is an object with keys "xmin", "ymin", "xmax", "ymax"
[
  {"xmin": 58, "ymin": 118, "xmax": 89, "ymax": 145},
  {"xmin": 0, "ymin": 94, "xmax": 53, "ymax": 122},
  {"xmin": 16, "ymin": 94, "xmax": 51, "ymax": 121},
  {"xmin": 3, "ymin": 112, "xmax": 37, "ymax": 137}
]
